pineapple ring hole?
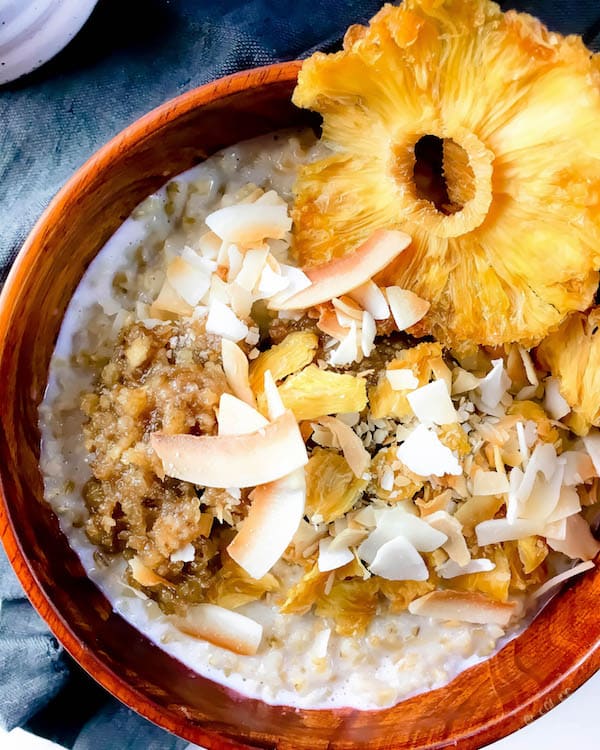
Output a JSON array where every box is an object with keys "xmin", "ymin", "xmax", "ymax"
[{"xmin": 413, "ymin": 135, "xmax": 475, "ymax": 216}]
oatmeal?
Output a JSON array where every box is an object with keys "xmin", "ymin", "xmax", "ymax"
[{"xmin": 39, "ymin": 127, "xmax": 600, "ymax": 709}]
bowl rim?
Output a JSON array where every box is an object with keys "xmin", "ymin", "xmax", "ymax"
[{"xmin": 0, "ymin": 58, "xmax": 599, "ymax": 750}]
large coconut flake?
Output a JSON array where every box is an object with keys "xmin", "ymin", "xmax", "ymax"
[
  {"xmin": 407, "ymin": 379, "xmax": 458, "ymax": 425},
  {"xmin": 408, "ymin": 591, "xmax": 517, "ymax": 626},
  {"xmin": 396, "ymin": 424, "xmax": 462, "ymax": 477},
  {"xmin": 271, "ymin": 229, "xmax": 411, "ymax": 310},
  {"xmin": 173, "ymin": 603, "xmax": 263, "ymax": 655},
  {"xmin": 217, "ymin": 394, "xmax": 268, "ymax": 436},
  {"xmin": 385, "ymin": 286, "xmax": 430, "ymax": 331},
  {"xmin": 317, "ymin": 416, "xmax": 370, "ymax": 478},
  {"xmin": 369, "ymin": 536, "xmax": 429, "ymax": 581},
  {"xmin": 477, "ymin": 359, "xmax": 511, "ymax": 409},
  {"xmin": 151, "ymin": 410, "xmax": 308, "ymax": 488},
  {"xmin": 348, "ymin": 280, "xmax": 390, "ymax": 320},
  {"xmin": 205, "ymin": 203, "xmax": 292, "ymax": 246},
  {"xmin": 228, "ymin": 467, "xmax": 306, "ymax": 579},
  {"xmin": 221, "ymin": 339, "xmax": 256, "ymax": 406},
  {"xmin": 206, "ymin": 300, "xmax": 249, "ymax": 342}
]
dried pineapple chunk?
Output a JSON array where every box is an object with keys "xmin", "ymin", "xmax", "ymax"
[
  {"xmin": 314, "ymin": 577, "xmax": 379, "ymax": 636},
  {"xmin": 537, "ymin": 309, "xmax": 600, "ymax": 436},
  {"xmin": 517, "ymin": 536, "xmax": 548, "ymax": 576},
  {"xmin": 292, "ymin": 0, "xmax": 600, "ymax": 346},
  {"xmin": 504, "ymin": 540, "xmax": 547, "ymax": 592},
  {"xmin": 369, "ymin": 342, "xmax": 443, "ymax": 419},
  {"xmin": 280, "ymin": 562, "xmax": 328, "ymax": 615},
  {"xmin": 507, "ymin": 401, "xmax": 559, "ymax": 445},
  {"xmin": 207, "ymin": 554, "xmax": 279, "ymax": 610},
  {"xmin": 378, "ymin": 578, "xmax": 434, "ymax": 613},
  {"xmin": 305, "ymin": 448, "xmax": 367, "ymax": 523},
  {"xmin": 249, "ymin": 331, "xmax": 318, "ymax": 406},
  {"xmin": 451, "ymin": 548, "xmax": 511, "ymax": 602},
  {"xmin": 278, "ymin": 364, "xmax": 367, "ymax": 421}
]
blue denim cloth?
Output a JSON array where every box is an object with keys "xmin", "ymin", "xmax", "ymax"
[{"xmin": 0, "ymin": 1, "xmax": 599, "ymax": 747}]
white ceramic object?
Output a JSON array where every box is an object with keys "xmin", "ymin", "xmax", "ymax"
[{"xmin": 0, "ymin": 0, "xmax": 98, "ymax": 85}]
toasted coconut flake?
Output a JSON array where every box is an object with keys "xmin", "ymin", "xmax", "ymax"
[
  {"xmin": 543, "ymin": 518, "xmax": 567, "ymax": 541},
  {"xmin": 268, "ymin": 264, "xmax": 312, "ymax": 307},
  {"xmin": 271, "ymin": 229, "xmax": 410, "ymax": 310},
  {"xmin": 173, "ymin": 603, "xmax": 262, "ymax": 655},
  {"xmin": 349, "ymin": 280, "xmax": 390, "ymax": 320},
  {"xmin": 221, "ymin": 339, "xmax": 255, "ymax": 407},
  {"xmin": 532, "ymin": 560, "xmax": 595, "ymax": 599},
  {"xmin": 546, "ymin": 485, "xmax": 581, "ymax": 523},
  {"xmin": 516, "ymin": 445, "xmax": 563, "ymax": 522},
  {"xmin": 328, "ymin": 323, "xmax": 359, "ymax": 366},
  {"xmin": 263, "ymin": 370, "xmax": 286, "ymax": 420},
  {"xmin": 205, "ymin": 203, "xmax": 291, "ymax": 246},
  {"xmin": 151, "ymin": 279, "xmax": 194, "ymax": 318},
  {"xmin": 407, "ymin": 380, "xmax": 458, "ymax": 425},
  {"xmin": 583, "ymin": 433, "xmax": 600, "ymax": 476},
  {"xmin": 426, "ymin": 511, "xmax": 470, "ymax": 566},
  {"xmin": 227, "ymin": 245, "xmax": 244, "ymax": 281},
  {"xmin": 396, "ymin": 424, "xmax": 462, "ymax": 477},
  {"xmin": 317, "ymin": 307, "xmax": 349, "ymax": 340},
  {"xmin": 518, "ymin": 346, "xmax": 539, "ymax": 387},
  {"xmin": 332, "ymin": 296, "xmax": 364, "ymax": 321},
  {"xmin": 217, "ymin": 394, "xmax": 268, "ymax": 436},
  {"xmin": 438, "ymin": 558, "xmax": 496, "ymax": 579},
  {"xmin": 206, "ymin": 300, "xmax": 249, "ymax": 342},
  {"xmin": 181, "ymin": 245, "xmax": 218, "ymax": 273},
  {"xmin": 329, "ymin": 527, "xmax": 368, "ymax": 552},
  {"xmin": 370, "ymin": 536, "xmax": 429, "ymax": 581},
  {"xmin": 318, "ymin": 537, "xmax": 355, "ymax": 572},
  {"xmin": 547, "ymin": 513, "xmax": 600, "ymax": 561},
  {"xmin": 472, "ymin": 470, "xmax": 510, "ymax": 496},
  {"xmin": 166, "ymin": 256, "xmax": 211, "ymax": 307},
  {"xmin": 228, "ymin": 468, "xmax": 306, "ymax": 579},
  {"xmin": 544, "ymin": 377, "xmax": 570, "ymax": 420},
  {"xmin": 170, "ymin": 542, "xmax": 195, "ymax": 563},
  {"xmin": 358, "ymin": 507, "xmax": 447, "ymax": 564},
  {"xmin": 563, "ymin": 450, "xmax": 596, "ymax": 485},
  {"xmin": 452, "ymin": 368, "xmax": 480, "ymax": 395},
  {"xmin": 151, "ymin": 410, "xmax": 308, "ymax": 488},
  {"xmin": 257, "ymin": 262, "xmax": 289, "ymax": 297},
  {"xmin": 235, "ymin": 248, "xmax": 269, "ymax": 292},
  {"xmin": 361, "ymin": 311, "xmax": 376, "ymax": 358},
  {"xmin": 385, "ymin": 286, "xmax": 430, "ymax": 331},
  {"xmin": 408, "ymin": 590, "xmax": 517, "ymax": 626},
  {"xmin": 476, "ymin": 518, "xmax": 540, "ymax": 546},
  {"xmin": 317, "ymin": 416, "xmax": 370, "ymax": 478},
  {"xmin": 197, "ymin": 230, "xmax": 221, "ymax": 259},
  {"xmin": 478, "ymin": 359, "xmax": 511, "ymax": 409},
  {"xmin": 386, "ymin": 369, "xmax": 419, "ymax": 391},
  {"xmin": 129, "ymin": 557, "xmax": 173, "ymax": 588}
]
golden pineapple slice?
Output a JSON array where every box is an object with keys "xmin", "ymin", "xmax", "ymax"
[
  {"xmin": 305, "ymin": 448, "xmax": 367, "ymax": 523},
  {"xmin": 369, "ymin": 342, "xmax": 442, "ymax": 419},
  {"xmin": 292, "ymin": 0, "xmax": 600, "ymax": 346},
  {"xmin": 278, "ymin": 364, "xmax": 367, "ymax": 421},
  {"xmin": 378, "ymin": 578, "xmax": 434, "ymax": 613},
  {"xmin": 451, "ymin": 548, "xmax": 511, "ymax": 602},
  {"xmin": 207, "ymin": 555, "xmax": 279, "ymax": 609},
  {"xmin": 249, "ymin": 330, "xmax": 318, "ymax": 405},
  {"xmin": 280, "ymin": 562, "xmax": 327, "ymax": 616},
  {"xmin": 537, "ymin": 309, "xmax": 600, "ymax": 435},
  {"xmin": 314, "ymin": 577, "xmax": 379, "ymax": 636}
]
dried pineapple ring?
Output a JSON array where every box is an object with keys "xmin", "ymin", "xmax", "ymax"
[{"xmin": 292, "ymin": 0, "xmax": 600, "ymax": 347}]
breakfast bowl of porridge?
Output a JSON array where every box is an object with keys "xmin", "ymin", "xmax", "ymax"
[{"xmin": 1, "ymin": 1, "xmax": 600, "ymax": 748}]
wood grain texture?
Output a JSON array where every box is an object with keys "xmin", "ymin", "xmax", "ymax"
[{"xmin": 0, "ymin": 61, "xmax": 599, "ymax": 750}]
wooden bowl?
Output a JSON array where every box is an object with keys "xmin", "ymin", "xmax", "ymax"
[{"xmin": 0, "ymin": 61, "xmax": 599, "ymax": 750}]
